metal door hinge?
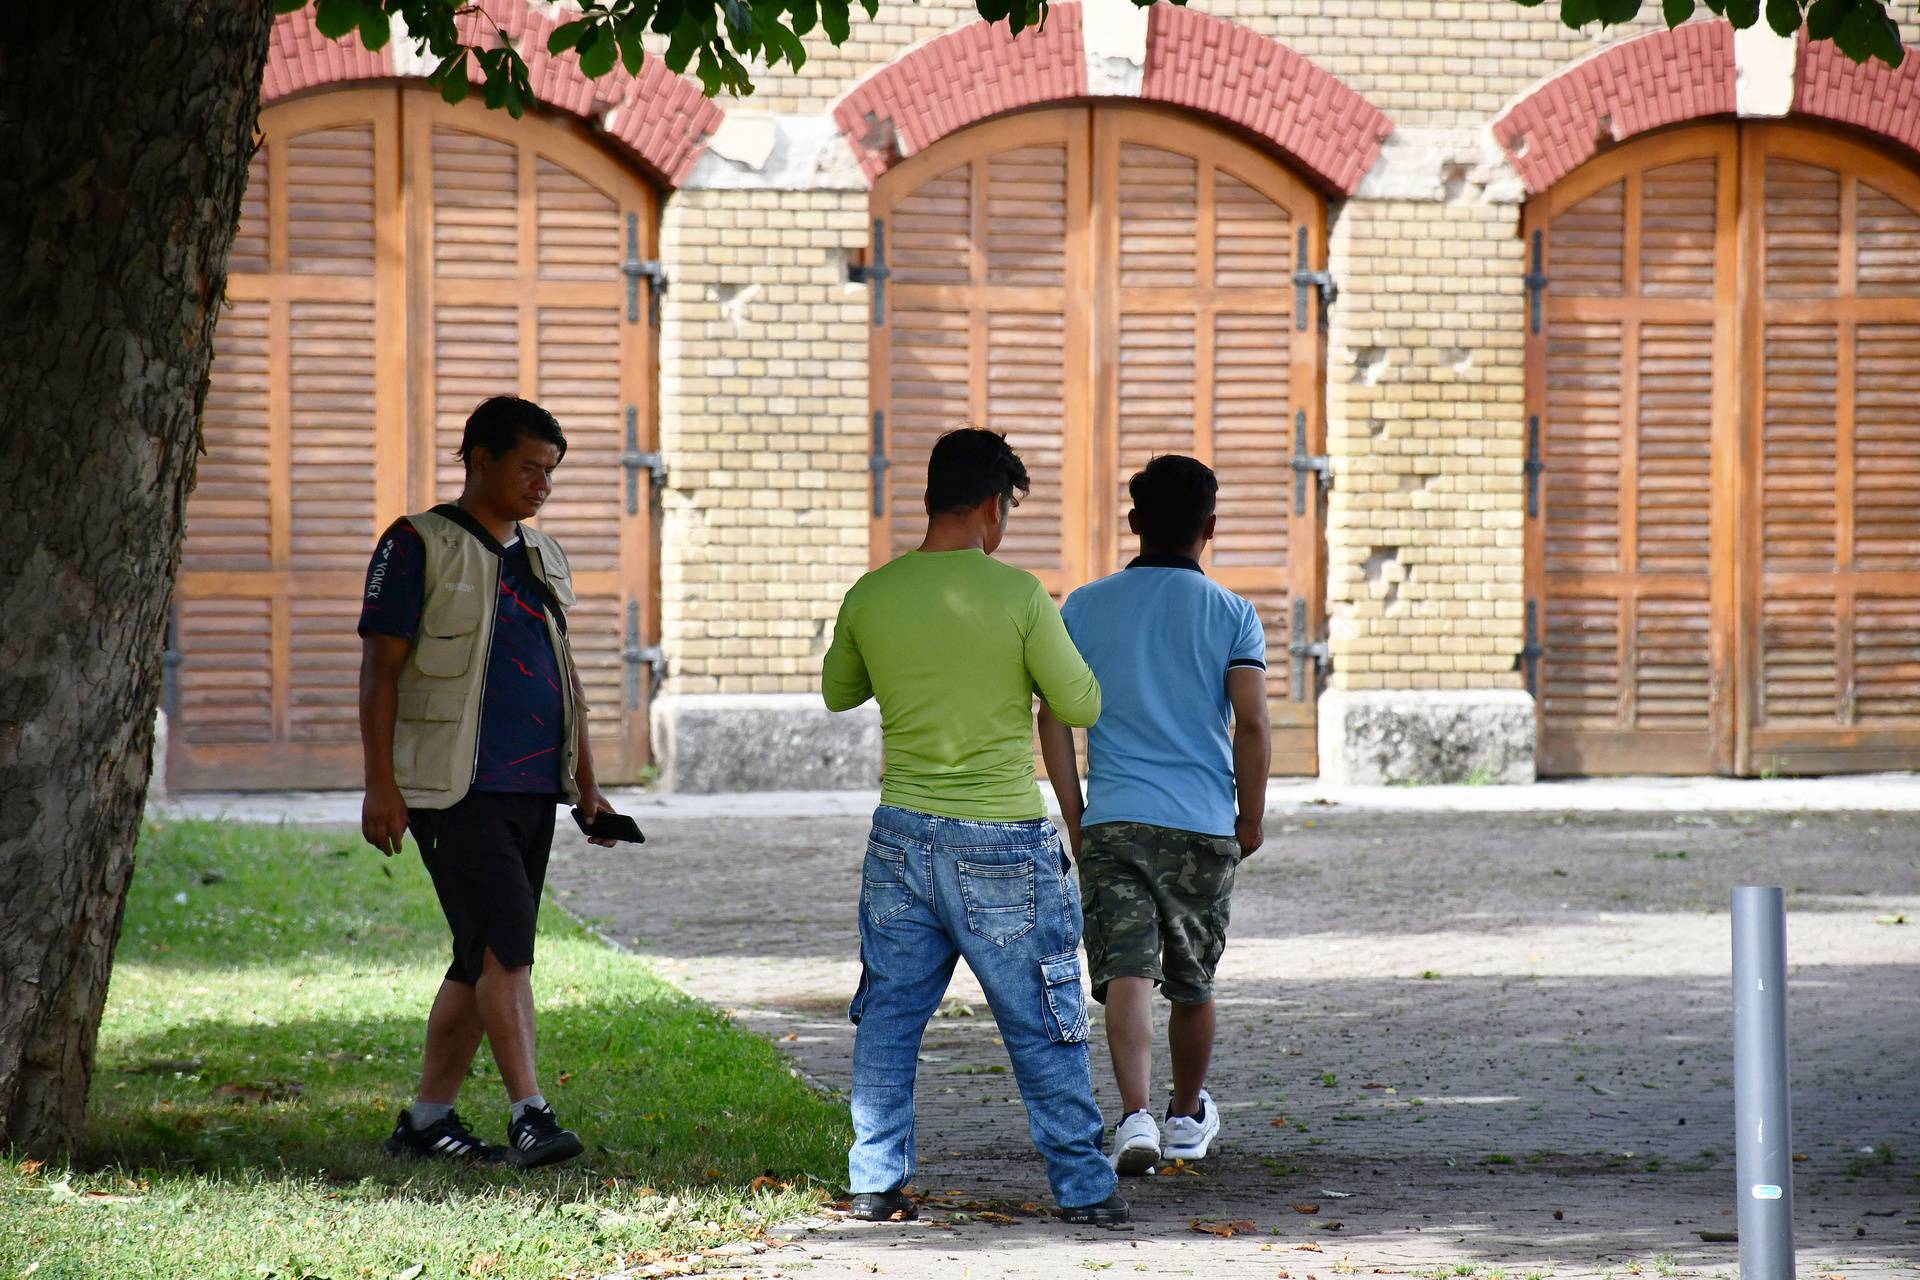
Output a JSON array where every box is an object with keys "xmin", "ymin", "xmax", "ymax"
[
  {"xmin": 1519, "ymin": 599, "xmax": 1545, "ymax": 696},
  {"xmin": 1291, "ymin": 409, "xmax": 1331, "ymax": 515},
  {"xmin": 1293, "ymin": 225, "xmax": 1337, "ymax": 332},
  {"xmin": 623, "ymin": 214, "xmax": 667, "ymax": 327},
  {"xmin": 869, "ymin": 410, "xmax": 890, "ymax": 517},
  {"xmin": 1525, "ymin": 413, "xmax": 1545, "ymax": 518},
  {"xmin": 622, "ymin": 406, "xmax": 666, "ymax": 515},
  {"xmin": 1525, "ymin": 229, "xmax": 1548, "ymax": 335},
  {"xmin": 849, "ymin": 218, "xmax": 892, "ymax": 326},
  {"xmin": 1288, "ymin": 597, "xmax": 1330, "ymax": 702},
  {"xmin": 161, "ymin": 605, "xmax": 182, "ymax": 719},
  {"xmin": 623, "ymin": 601, "xmax": 667, "ymax": 711}
]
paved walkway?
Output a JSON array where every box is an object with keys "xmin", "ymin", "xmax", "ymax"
[
  {"xmin": 155, "ymin": 784, "xmax": 1920, "ymax": 1275},
  {"xmin": 546, "ymin": 802, "xmax": 1919, "ymax": 1279}
]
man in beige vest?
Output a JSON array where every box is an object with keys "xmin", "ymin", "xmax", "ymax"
[{"xmin": 358, "ymin": 395, "xmax": 622, "ymax": 1169}]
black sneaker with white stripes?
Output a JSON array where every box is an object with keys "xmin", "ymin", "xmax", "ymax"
[
  {"xmin": 505, "ymin": 1102, "xmax": 584, "ymax": 1169},
  {"xmin": 383, "ymin": 1109, "xmax": 504, "ymax": 1163}
]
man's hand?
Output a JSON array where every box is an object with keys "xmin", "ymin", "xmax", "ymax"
[
  {"xmin": 1061, "ymin": 812, "xmax": 1082, "ymax": 865},
  {"xmin": 362, "ymin": 782, "xmax": 409, "ymax": 857},
  {"xmin": 1234, "ymin": 813, "xmax": 1265, "ymax": 860},
  {"xmin": 576, "ymin": 782, "xmax": 620, "ymax": 848}
]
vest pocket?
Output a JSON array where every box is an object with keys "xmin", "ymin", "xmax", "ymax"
[
  {"xmin": 393, "ymin": 691, "xmax": 465, "ymax": 789},
  {"xmin": 414, "ymin": 589, "xmax": 483, "ymax": 678}
]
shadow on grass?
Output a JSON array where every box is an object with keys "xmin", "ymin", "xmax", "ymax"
[{"xmin": 89, "ymin": 1003, "xmax": 849, "ymax": 1199}]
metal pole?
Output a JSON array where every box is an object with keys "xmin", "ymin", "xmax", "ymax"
[{"xmin": 1732, "ymin": 886, "xmax": 1794, "ymax": 1276}]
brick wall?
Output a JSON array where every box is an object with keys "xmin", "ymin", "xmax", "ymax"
[
  {"xmin": 658, "ymin": 190, "xmax": 871, "ymax": 695},
  {"xmin": 1323, "ymin": 200, "xmax": 1527, "ymax": 692}
]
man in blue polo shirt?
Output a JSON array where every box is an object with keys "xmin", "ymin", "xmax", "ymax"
[{"xmin": 1038, "ymin": 454, "xmax": 1270, "ymax": 1176}]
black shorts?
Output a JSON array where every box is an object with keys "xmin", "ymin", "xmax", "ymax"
[{"xmin": 408, "ymin": 791, "xmax": 557, "ymax": 985}]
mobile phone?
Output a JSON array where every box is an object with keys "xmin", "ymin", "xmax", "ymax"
[{"xmin": 571, "ymin": 807, "xmax": 646, "ymax": 844}]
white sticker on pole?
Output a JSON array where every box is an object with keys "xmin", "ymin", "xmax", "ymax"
[{"xmin": 1751, "ymin": 1184, "xmax": 1784, "ymax": 1200}]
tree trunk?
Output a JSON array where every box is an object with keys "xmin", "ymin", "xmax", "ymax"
[{"xmin": 0, "ymin": 1, "xmax": 272, "ymax": 1157}]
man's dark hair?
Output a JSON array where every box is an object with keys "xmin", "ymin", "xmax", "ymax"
[
  {"xmin": 925, "ymin": 428, "xmax": 1030, "ymax": 516},
  {"xmin": 1130, "ymin": 454, "xmax": 1218, "ymax": 551},
  {"xmin": 456, "ymin": 395, "xmax": 567, "ymax": 468}
]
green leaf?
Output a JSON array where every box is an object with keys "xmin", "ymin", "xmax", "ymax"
[
  {"xmin": 720, "ymin": 0, "xmax": 753, "ymax": 35},
  {"xmin": 1867, "ymin": 4, "xmax": 1905, "ymax": 63},
  {"xmin": 1724, "ymin": 0, "xmax": 1760, "ymax": 26},
  {"xmin": 820, "ymin": 0, "xmax": 851, "ymax": 43},
  {"xmin": 357, "ymin": 8, "xmax": 391, "ymax": 51},
  {"xmin": 275, "ymin": 0, "xmax": 310, "ymax": 14},
  {"xmin": 549, "ymin": 18, "xmax": 593, "ymax": 54},
  {"xmin": 1835, "ymin": 0, "xmax": 1876, "ymax": 56},
  {"xmin": 1805, "ymin": 0, "xmax": 1848, "ymax": 39},
  {"xmin": 578, "ymin": 25, "xmax": 619, "ymax": 78},
  {"xmin": 1560, "ymin": 0, "xmax": 1599, "ymax": 26},
  {"xmin": 1597, "ymin": 0, "xmax": 1642, "ymax": 25},
  {"xmin": 430, "ymin": 50, "xmax": 470, "ymax": 105},
  {"xmin": 1765, "ymin": 0, "xmax": 1802, "ymax": 34},
  {"xmin": 1512, "ymin": 0, "xmax": 1547, "ymax": 7},
  {"xmin": 1662, "ymin": 0, "xmax": 1695, "ymax": 25},
  {"xmin": 312, "ymin": 0, "xmax": 364, "ymax": 40},
  {"xmin": 615, "ymin": 14, "xmax": 650, "ymax": 75},
  {"xmin": 652, "ymin": 0, "xmax": 686, "ymax": 35},
  {"xmin": 1701, "ymin": 0, "xmax": 1727, "ymax": 14},
  {"xmin": 695, "ymin": 44, "xmax": 722, "ymax": 94}
]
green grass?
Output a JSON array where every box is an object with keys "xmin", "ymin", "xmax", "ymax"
[{"xmin": 4, "ymin": 819, "xmax": 851, "ymax": 1280}]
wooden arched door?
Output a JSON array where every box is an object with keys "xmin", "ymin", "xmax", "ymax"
[
  {"xmin": 1525, "ymin": 122, "xmax": 1920, "ymax": 775},
  {"xmin": 868, "ymin": 105, "xmax": 1329, "ymax": 773},
  {"xmin": 170, "ymin": 87, "xmax": 661, "ymax": 790}
]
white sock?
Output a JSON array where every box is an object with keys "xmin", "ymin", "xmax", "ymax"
[
  {"xmin": 409, "ymin": 1101, "xmax": 453, "ymax": 1130},
  {"xmin": 510, "ymin": 1093, "xmax": 548, "ymax": 1123}
]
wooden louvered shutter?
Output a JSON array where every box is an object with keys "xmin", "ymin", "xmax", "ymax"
[
  {"xmin": 1096, "ymin": 108, "xmax": 1323, "ymax": 774},
  {"xmin": 174, "ymin": 91, "xmax": 406, "ymax": 788},
  {"xmin": 1741, "ymin": 126, "xmax": 1920, "ymax": 772},
  {"xmin": 1526, "ymin": 128, "xmax": 1739, "ymax": 775},
  {"xmin": 871, "ymin": 109, "xmax": 1093, "ymax": 594},
  {"xmin": 410, "ymin": 89, "xmax": 659, "ymax": 777}
]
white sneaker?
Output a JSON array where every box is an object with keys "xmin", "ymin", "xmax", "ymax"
[
  {"xmin": 1162, "ymin": 1090, "xmax": 1220, "ymax": 1161},
  {"xmin": 1109, "ymin": 1109, "xmax": 1161, "ymax": 1176}
]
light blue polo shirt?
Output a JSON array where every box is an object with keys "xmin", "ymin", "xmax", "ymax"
[{"xmin": 1059, "ymin": 556, "xmax": 1267, "ymax": 838}]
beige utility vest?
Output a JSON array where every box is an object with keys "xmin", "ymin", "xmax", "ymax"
[{"xmin": 394, "ymin": 508, "xmax": 582, "ymax": 810}]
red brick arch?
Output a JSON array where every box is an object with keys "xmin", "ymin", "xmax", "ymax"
[
  {"xmin": 831, "ymin": 3, "xmax": 1392, "ymax": 196},
  {"xmin": 262, "ymin": 0, "xmax": 723, "ymax": 186},
  {"xmin": 1493, "ymin": 20, "xmax": 1920, "ymax": 194}
]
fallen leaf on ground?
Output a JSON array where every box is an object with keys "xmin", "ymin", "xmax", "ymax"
[
  {"xmin": 748, "ymin": 1175, "xmax": 782, "ymax": 1193},
  {"xmin": 212, "ymin": 1081, "xmax": 301, "ymax": 1105},
  {"xmin": 1296, "ymin": 1242, "xmax": 1324, "ymax": 1252},
  {"xmin": 1361, "ymin": 1082, "xmax": 1388, "ymax": 1089},
  {"xmin": 1271, "ymin": 1117, "xmax": 1288, "ymax": 1129},
  {"xmin": 1292, "ymin": 1203, "xmax": 1321, "ymax": 1214},
  {"xmin": 1319, "ymin": 1189, "xmax": 1354, "ymax": 1198},
  {"xmin": 466, "ymin": 1252, "xmax": 500, "ymax": 1275},
  {"xmin": 17, "ymin": 1160, "xmax": 43, "ymax": 1176},
  {"xmin": 977, "ymin": 1211, "xmax": 1017, "ymax": 1225},
  {"xmin": 1190, "ymin": 1219, "xmax": 1257, "ymax": 1237}
]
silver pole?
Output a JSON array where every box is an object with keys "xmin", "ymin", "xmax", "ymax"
[{"xmin": 1732, "ymin": 885, "xmax": 1794, "ymax": 1276}]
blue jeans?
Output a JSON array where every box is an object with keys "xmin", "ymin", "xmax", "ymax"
[{"xmin": 847, "ymin": 805, "xmax": 1116, "ymax": 1209}]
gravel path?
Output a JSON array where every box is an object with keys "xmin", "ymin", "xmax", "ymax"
[{"xmin": 550, "ymin": 807, "xmax": 1920, "ymax": 1278}]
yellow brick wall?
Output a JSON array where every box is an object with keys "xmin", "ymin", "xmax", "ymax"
[
  {"xmin": 658, "ymin": 190, "xmax": 872, "ymax": 695},
  {"xmin": 1323, "ymin": 200, "xmax": 1528, "ymax": 692}
]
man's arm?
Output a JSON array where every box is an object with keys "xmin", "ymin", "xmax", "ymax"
[
  {"xmin": 568, "ymin": 667, "xmax": 619, "ymax": 847},
  {"xmin": 821, "ymin": 596, "xmax": 873, "ymax": 712},
  {"xmin": 1227, "ymin": 666, "xmax": 1271, "ymax": 858},
  {"xmin": 359, "ymin": 634, "xmax": 411, "ymax": 857},
  {"xmin": 1036, "ymin": 704, "xmax": 1084, "ymax": 861},
  {"xmin": 1024, "ymin": 584, "xmax": 1100, "ymax": 728}
]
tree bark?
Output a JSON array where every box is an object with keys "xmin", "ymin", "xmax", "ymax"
[{"xmin": 0, "ymin": 1, "xmax": 272, "ymax": 1156}]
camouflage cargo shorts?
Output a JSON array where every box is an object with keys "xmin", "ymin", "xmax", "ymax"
[{"xmin": 1078, "ymin": 821, "xmax": 1242, "ymax": 1006}]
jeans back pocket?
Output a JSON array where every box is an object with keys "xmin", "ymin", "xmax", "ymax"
[
  {"xmin": 862, "ymin": 838, "xmax": 914, "ymax": 928},
  {"xmin": 957, "ymin": 858, "xmax": 1036, "ymax": 946}
]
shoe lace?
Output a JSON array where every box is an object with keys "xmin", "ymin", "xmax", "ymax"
[{"xmin": 441, "ymin": 1111, "xmax": 482, "ymax": 1146}]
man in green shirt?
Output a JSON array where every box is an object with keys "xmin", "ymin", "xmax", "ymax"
[{"xmin": 823, "ymin": 429, "xmax": 1126, "ymax": 1225}]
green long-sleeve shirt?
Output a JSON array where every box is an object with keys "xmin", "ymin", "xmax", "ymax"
[{"xmin": 822, "ymin": 549, "xmax": 1101, "ymax": 821}]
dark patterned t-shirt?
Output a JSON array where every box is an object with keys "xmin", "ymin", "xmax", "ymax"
[{"xmin": 358, "ymin": 519, "xmax": 565, "ymax": 794}]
